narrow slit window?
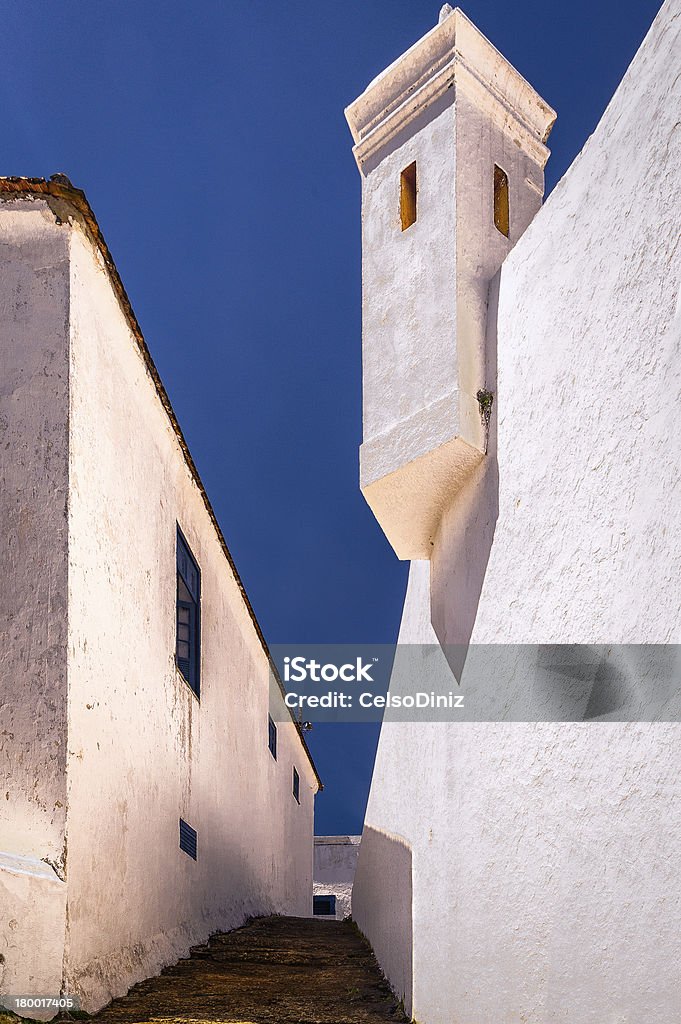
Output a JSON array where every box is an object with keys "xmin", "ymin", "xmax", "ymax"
[
  {"xmin": 176, "ymin": 527, "xmax": 201, "ymax": 698},
  {"xmin": 400, "ymin": 161, "xmax": 417, "ymax": 231},
  {"xmin": 494, "ymin": 164, "xmax": 509, "ymax": 238},
  {"xmin": 268, "ymin": 715, "xmax": 277, "ymax": 760},
  {"xmin": 293, "ymin": 766, "xmax": 300, "ymax": 803}
]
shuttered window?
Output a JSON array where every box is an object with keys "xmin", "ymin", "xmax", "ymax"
[{"xmin": 176, "ymin": 528, "xmax": 201, "ymax": 698}]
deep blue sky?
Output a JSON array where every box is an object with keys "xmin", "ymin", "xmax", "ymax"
[{"xmin": 4, "ymin": 0, "xmax": 662, "ymax": 834}]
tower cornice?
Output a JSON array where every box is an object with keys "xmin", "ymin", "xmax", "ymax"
[{"xmin": 345, "ymin": 7, "xmax": 556, "ymax": 172}]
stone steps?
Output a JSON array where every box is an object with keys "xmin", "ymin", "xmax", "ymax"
[{"xmin": 92, "ymin": 915, "xmax": 408, "ymax": 1024}]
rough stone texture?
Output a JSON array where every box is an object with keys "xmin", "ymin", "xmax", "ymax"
[
  {"xmin": 354, "ymin": 1, "xmax": 681, "ymax": 1022},
  {"xmin": 90, "ymin": 916, "xmax": 407, "ymax": 1024}
]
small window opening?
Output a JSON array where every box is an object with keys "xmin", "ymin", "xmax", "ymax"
[
  {"xmin": 176, "ymin": 527, "xmax": 201, "ymax": 698},
  {"xmin": 494, "ymin": 164, "xmax": 509, "ymax": 238},
  {"xmin": 179, "ymin": 817, "xmax": 197, "ymax": 860},
  {"xmin": 293, "ymin": 766, "xmax": 300, "ymax": 803},
  {"xmin": 400, "ymin": 161, "xmax": 417, "ymax": 231},
  {"xmin": 268, "ymin": 715, "xmax": 277, "ymax": 760},
  {"xmin": 314, "ymin": 894, "xmax": 336, "ymax": 916}
]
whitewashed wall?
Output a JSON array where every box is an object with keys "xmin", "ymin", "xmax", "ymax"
[
  {"xmin": 62, "ymin": 223, "xmax": 316, "ymax": 1011},
  {"xmin": 0, "ymin": 192, "xmax": 318, "ymax": 1014},
  {"xmin": 0, "ymin": 202, "xmax": 70, "ymax": 1004},
  {"xmin": 354, "ymin": 1, "xmax": 681, "ymax": 1021}
]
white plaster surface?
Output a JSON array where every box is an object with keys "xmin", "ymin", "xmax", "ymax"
[
  {"xmin": 351, "ymin": 824, "xmax": 412, "ymax": 1006},
  {"xmin": 0, "ymin": 194, "xmax": 318, "ymax": 1014},
  {"xmin": 433, "ymin": 0, "xmax": 681, "ymax": 649},
  {"xmin": 354, "ymin": 1, "xmax": 681, "ymax": 1021},
  {"xmin": 0, "ymin": 853, "xmax": 66, "ymax": 1017},
  {"xmin": 0, "ymin": 201, "xmax": 70, "ymax": 1002},
  {"xmin": 63, "ymin": 224, "xmax": 317, "ymax": 1011},
  {"xmin": 360, "ymin": 103, "xmax": 458, "ymax": 461}
]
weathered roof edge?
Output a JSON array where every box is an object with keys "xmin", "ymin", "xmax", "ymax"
[{"xmin": 0, "ymin": 175, "xmax": 322, "ymax": 792}]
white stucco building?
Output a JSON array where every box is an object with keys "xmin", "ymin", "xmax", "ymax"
[
  {"xmin": 313, "ymin": 835, "xmax": 360, "ymax": 920},
  {"xmin": 347, "ymin": 2, "xmax": 681, "ymax": 1022},
  {"xmin": 0, "ymin": 177, "xmax": 321, "ymax": 1015}
]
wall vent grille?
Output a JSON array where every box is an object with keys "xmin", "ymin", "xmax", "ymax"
[{"xmin": 179, "ymin": 817, "xmax": 197, "ymax": 860}]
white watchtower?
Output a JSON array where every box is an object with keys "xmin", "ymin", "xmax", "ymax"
[{"xmin": 345, "ymin": 6, "xmax": 555, "ymax": 558}]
